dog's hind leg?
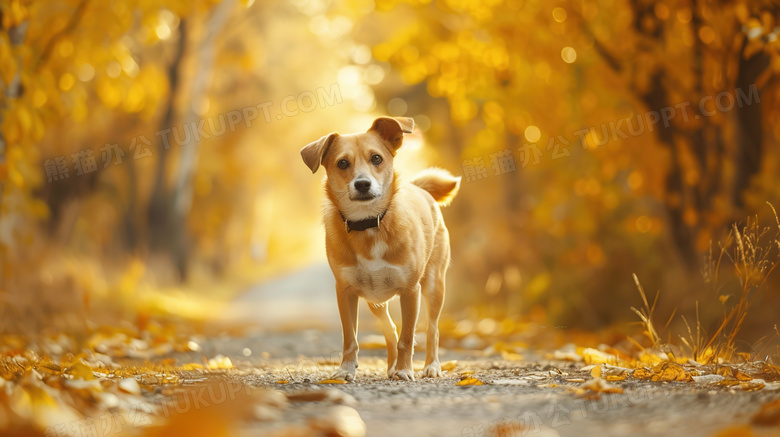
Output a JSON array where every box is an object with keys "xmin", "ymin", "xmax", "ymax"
[{"xmin": 368, "ymin": 302, "xmax": 398, "ymax": 378}]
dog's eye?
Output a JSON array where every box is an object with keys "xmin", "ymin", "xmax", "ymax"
[
  {"xmin": 371, "ymin": 154, "xmax": 383, "ymax": 165},
  {"xmin": 337, "ymin": 159, "xmax": 349, "ymax": 170}
]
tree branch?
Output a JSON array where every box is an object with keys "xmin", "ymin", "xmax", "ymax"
[{"xmin": 36, "ymin": 0, "xmax": 90, "ymax": 71}]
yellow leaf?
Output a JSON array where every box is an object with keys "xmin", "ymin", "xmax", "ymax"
[
  {"xmin": 581, "ymin": 348, "xmax": 616, "ymax": 365},
  {"xmin": 501, "ymin": 351, "xmax": 524, "ymax": 361},
  {"xmin": 579, "ymin": 377, "xmax": 624, "ymax": 395},
  {"xmin": 275, "ymin": 380, "xmax": 289, "ymax": 384},
  {"xmin": 64, "ymin": 362, "xmax": 94, "ymax": 380},
  {"xmin": 318, "ymin": 379, "xmax": 348, "ymax": 384},
  {"xmin": 590, "ymin": 365, "xmax": 602, "ymax": 379},
  {"xmin": 181, "ymin": 363, "xmax": 204, "ymax": 371},
  {"xmin": 206, "ymin": 355, "xmax": 233, "ymax": 370},
  {"xmin": 647, "ymin": 363, "xmax": 692, "ymax": 382},
  {"xmin": 456, "ymin": 377, "xmax": 484, "ymax": 386},
  {"xmin": 632, "ymin": 367, "xmax": 652, "ymax": 379},
  {"xmin": 739, "ymin": 381, "xmax": 764, "ymax": 391},
  {"xmin": 605, "ymin": 372, "xmax": 627, "ymax": 382},
  {"xmin": 440, "ymin": 360, "xmax": 458, "ymax": 371}
]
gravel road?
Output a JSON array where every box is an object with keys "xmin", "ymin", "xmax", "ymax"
[{"xmin": 191, "ymin": 329, "xmax": 780, "ymax": 437}]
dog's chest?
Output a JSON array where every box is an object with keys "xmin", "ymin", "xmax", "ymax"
[{"xmin": 340, "ymin": 240, "xmax": 408, "ymax": 302}]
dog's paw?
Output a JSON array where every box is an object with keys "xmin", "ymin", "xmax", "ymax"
[
  {"xmin": 386, "ymin": 363, "xmax": 397, "ymax": 379},
  {"xmin": 331, "ymin": 365, "xmax": 357, "ymax": 382},
  {"xmin": 393, "ymin": 368, "xmax": 415, "ymax": 381},
  {"xmin": 422, "ymin": 362, "xmax": 442, "ymax": 378}
]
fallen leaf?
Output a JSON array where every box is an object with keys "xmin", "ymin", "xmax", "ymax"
[
  {"xmin": 440, "ymin": 360, "xmax": 458, "ymax": 371},
  {"xmin": 571, "ymin": 377, "xmax": 624, "ymax": 398},
  {"xmin": 752, "ymin": 398, "xmax": 780, "ymax": 426},
  {"xmin": 717, "ymin": 366, "xmax": 752, "ymax": 381},
  {"xmin": 649, "ymin": 363, "xmax": 692, "ymax": 382},
  {"xmin": 319, "ymin": 379, "xmax": 348, "ymax": 384},
  {"xmin": 740, "ymin": 381, "xmax": 765, "ymax": 391},
  {"xmin": 590, "ymin": 365, "xmax": 602, "ymax": 379},
  {"xmin": 501, "ymin": 351, "xmax": 524, "ymax": 361},
  {"xmin": 117, "ymin": 378, "xmax": 141, "ymax": 395},
  {"xmin": 276, "ymin": 380, "xmax": 290, "ymax": 384},
  {"xmin": 64, "ymin": 361, "xmax": 94, "ymax": 380},
  {"xmin": 286, "ymin": 388, "xmax": 357, "ymax": 406},
  {"xmin": 206, "ymin": 355, "xmax": 233, "ymax": 370},
  {"xmin": 605, "ymin": 372, "xmax": 628, "ymax": 382},
  {"xmin": 581, "ymin": 348, "xmax": 617, "ymax": 365},
  {"xmin": 692, "ymin": 374, "xmax": 725, "ymax": 384},
  {"xmin": 633, "ymin": 367, "xmax": 653, "ymax": 379},
  {"xmin": 309, "ymin": 406, "xmax": 366, "ymax": 437},
  {"xmin": 456, "ymin": 377, "xmax": 485, "ymax": 386},
  {"xmin": 142, "ymin": 383, "xmax": 251, "ymax": 437}
]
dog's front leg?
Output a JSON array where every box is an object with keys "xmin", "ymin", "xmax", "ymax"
[
  {"xmin": 333, "ymin": 287, "xmax": 359, "ymax": 381},
  {"xmin": 394, "ymin": 283, "xmax": 420, "ymax": 381}
]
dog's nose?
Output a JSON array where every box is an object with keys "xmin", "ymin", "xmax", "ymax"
[{"xmin": 354, "ymin": 178, "xmax": 371, "ymax": 193}]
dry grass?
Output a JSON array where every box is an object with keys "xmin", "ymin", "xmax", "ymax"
[
  {"xmin": 630, "ymin": 273, "xmax": 675, "ymax": 350},
  {"xmin": 633, "ymin": 202, "xmax": 780, "ymax": 364}
]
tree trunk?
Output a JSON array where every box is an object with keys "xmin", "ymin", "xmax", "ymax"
[
  {"xmin": 732, "ymin": 44, "xmax": 768, "ymax": 209},
  {"xmin": 0, "ymin": 21, "xmax": 28, "ymax": 215},
  {"xmin": 148, "ymin": 0, "xmax": 236, "ymax": 281},
  {"xmin": 147, "ymin": 20, "xmax": 189, "ymax": 252}
]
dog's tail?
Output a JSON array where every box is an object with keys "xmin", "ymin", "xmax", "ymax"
[{"xmin": 409, "ymin": 168, "xmax": 461, "ymax": 206}]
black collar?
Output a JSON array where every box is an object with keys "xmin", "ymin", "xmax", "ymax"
[{"xmin": 340, "ymin": 210, "xmax": 388, "ymax": 233}]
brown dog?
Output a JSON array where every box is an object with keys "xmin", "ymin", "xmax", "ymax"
[{"xmin": 301, "ymin": 117, "xmax": 460, "ymax": 381}]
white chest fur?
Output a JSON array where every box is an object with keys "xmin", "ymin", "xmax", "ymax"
[{"xmin": 340, "ymin": 240, "xmax": 408, "ymax": 302}]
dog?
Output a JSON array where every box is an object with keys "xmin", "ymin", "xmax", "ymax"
[{"xmin": 300, "ymin": 117, "xmax": 460, "ymax": 381}]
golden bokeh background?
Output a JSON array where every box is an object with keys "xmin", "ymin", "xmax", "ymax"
[{"xmin": 2, "ymin": 0, "xmax": 780, "ymax": 348}]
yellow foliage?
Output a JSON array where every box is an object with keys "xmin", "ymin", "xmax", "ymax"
[
  {"xmin": 318, "ymin": 379, "xmax": 348, "ymax": 384},
  {"xmin": 456, "ymin": 376, "xmax": 484, "ymax": 386}
]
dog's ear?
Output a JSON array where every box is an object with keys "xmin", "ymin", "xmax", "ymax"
[
  {"xmin": 301, "ymin": 132, "xmax": 339, "ymax": 173},
  {"xmin": 367, "ymin": 117, "xmax": 414, "ymax": 155}
]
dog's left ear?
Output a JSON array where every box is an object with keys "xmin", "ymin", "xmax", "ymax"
[
  {"xmin": 301, "ymin": 132, "xmax": 339, "ymax": 173},
  {"xmin": 368, "ymin": 117, "xmax": 414, "ymax": 155}
]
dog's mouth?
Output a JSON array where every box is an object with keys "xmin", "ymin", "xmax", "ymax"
[{"xmin": 349, "ymin": 193, "xmax": 378, "ymax": 202}]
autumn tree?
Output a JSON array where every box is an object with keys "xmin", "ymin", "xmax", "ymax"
[{"xmin": 355, "ymin": 0, "xmax": 780, "ymax": 324}]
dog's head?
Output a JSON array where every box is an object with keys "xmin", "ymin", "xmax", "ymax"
[{"xmin": 301, "ymin": 117, "xmax": 414, "ymax": 219}]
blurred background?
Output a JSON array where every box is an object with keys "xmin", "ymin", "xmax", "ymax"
[{"xmin": 1, "ymin": 0, "xmax": 779, "ymax": 351}]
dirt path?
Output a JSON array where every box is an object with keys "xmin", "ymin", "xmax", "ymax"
[
  {"xmin": 200, "ymin": 271, "xmax": 780, "ymax": 436},
  {"xmin": 191, "ymin": 330, "xmax": 780, "ymax": 437}
]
